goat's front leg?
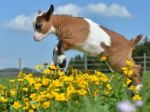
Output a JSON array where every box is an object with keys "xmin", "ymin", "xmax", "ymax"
[
  {"xmin": 52, "ymin": 40, "xmax": 69, "ymax": 68},
  {"xmin": 51, "ymin": 46, "xmax": 58, "ymax": 66},
  {"xmin": 57, "ymin": 40, "xmax": 68, "ymax": 68}
]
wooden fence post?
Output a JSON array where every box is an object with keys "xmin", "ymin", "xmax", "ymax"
[
  {"xmin": 143, "ymin": 53, "xmax": 146, "ymax": 73},
  {"xmin": 84, "ymin": 55, "xmax": 87, "ymax": 69}
]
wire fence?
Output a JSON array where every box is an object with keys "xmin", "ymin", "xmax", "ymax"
[
  {"xmin": 0, "ymin": 53, "xmax": 150, "ymax": 73},
  {"xmin": 69, "ymin": 53, "xmax": 150, "ymax": 73}
]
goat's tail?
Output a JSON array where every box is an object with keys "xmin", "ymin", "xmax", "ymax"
[{"xmin": 130, "ymin": 34, "xmax": 143, "ymax": 48}]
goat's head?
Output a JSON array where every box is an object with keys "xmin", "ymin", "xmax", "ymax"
[{"xmin": 33, "ymin": 4, "xmax": 55, "ymax": 41}]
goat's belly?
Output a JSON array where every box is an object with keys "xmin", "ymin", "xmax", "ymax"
[{"xmin": 77, "ymin": 42, "xmax": 104, "ymax": 56}]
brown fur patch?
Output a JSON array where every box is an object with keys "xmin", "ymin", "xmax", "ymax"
[{"xmin": 51, "ymin": 15, "xmax": 89, "ymax": 48}]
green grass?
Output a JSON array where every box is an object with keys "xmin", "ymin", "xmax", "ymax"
[
  {"xmin": 0, "ymin": 75, "xmax": 16, "ymax": 85},
  {"xmin": 140, "ymin": 71, "xmax": 150, "ymax": 112}
]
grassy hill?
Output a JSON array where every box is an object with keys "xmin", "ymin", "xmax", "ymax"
[{"xmin": 0, "ymin": 68, "xmax": 35, "ymax": 76}]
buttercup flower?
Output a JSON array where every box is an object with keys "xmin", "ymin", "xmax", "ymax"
[
  {"xmin": 13, "ymin": 101, "xmax": 22, "ymax": 109},
  {"xmin": 49, "ymin": 64, "xmax": 57, "ymax": 70},
  {"xmin": 9, "ymin": 80, "xmax": 15, "ymax": 83},
  {"xmin": 43, "ymin": 101, "xmax": 51, "ymax": 109},
  {"xmin": 126, "ymin": 60, "xmax": 134, "ymax": 66},
  {"xmin": 10, "ymin": 89, "xmax": 16, "ymax": 96},
  {"xmin": 132, "ymin": 95, "xmax": 142, "ymax": 101},
  {"xmin": 36, "ymin": 64, "xmax": 42, "ymax": 70},
  {"xmin": 0, "ymin": 96, "xmax": 8, "ymax": 103},
  {"xmin": 100, "ymin": 56, "xmax": 107, "ymax": 61}
]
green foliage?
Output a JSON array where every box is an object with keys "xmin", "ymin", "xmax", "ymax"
[
  {"xmin": 133, "ymin": 36, "xmax": 150, "ymax": 56},
  {"xmin": 0, "ymin": 71, "xmax": 150, "ymax": 111}
]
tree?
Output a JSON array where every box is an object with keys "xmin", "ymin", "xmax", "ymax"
[{"xmin": 133, "ymin": 36, "xmax": 150, "ymax": 56}]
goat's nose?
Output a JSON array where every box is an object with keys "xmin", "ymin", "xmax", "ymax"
[{"xmin": 33, "ymin": 35, "xmax": 39, "ymax": 41}]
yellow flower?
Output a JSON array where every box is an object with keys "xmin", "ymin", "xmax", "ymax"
[
  {"xmin": 60, "ymin": 76, "xmax": 74, "ymax": 82},
  {"xmin": 126, "ymin": 60, "xmax": 133, "ymax": 66},
  {"xmin": 104, "ymin": 90, "xmax": 112, "ymax": 95},
  {"xmin": 128, "ymin": 85, "xmax": 136, "ymax": 91},
  {"xmin": 35, "ymin": 64, "xmax": 42, "ymax": 70},
  {"xmin": 46, "ymin": 93, "xmax": 53, "ymax": 99},
  {"xmin": 132, "ymin": 94, "xmax": 142, "ymax": 101},
  {"xmin": 51, "ymin": 80, "xmax": 63, "ymax": 87},
  {"xmin": 18, "ymin": 78, "xmax": 24, "ymax": 82},
  {"xmin": 0, "ymin": 84, "xmax": 5, "ymax": 89},
  {"xmin": 121, "ymin": 67, "xmax": 133, "ymax": 76},
  {"xmin": 26, "ymin": 77, "xmax": 36, "ymax": 85},
  {"xmin": 57, "ymin": 70, "xmax": 64, "ymax": 76},
  {"xmin": 43, "ymin": 101, "xmax": 51, "ymax": 109},
  {"xmin": 13, "ymin": 101, "xmax": 22, "ymax": 109},
  {"xmin": 42, "ymin": 78, "xmax": 50, "ymax": 86},
  {"xmin": 22, "ymin": 87, "xmax": 29, "ymax": 92},
  {"xmin": 30, "ymin": 93, "xmax": 37, "ymax": 101},
  {"xmin": 94, "ymin": 89, "xmax": 99, "ymax": 96},
  {"xmin": 126, "ymin": 78, "xmax": 132, "ymax": 86},
  {"xmin": 43, "ymin": 69, "xmax": 51, "ymax": 74},
  {"xmin": 55, "ymin": 93, "xmax": 68, "ymax": 101},
  {"xmin": 34, "ymin": 83, "xmax": 42, "ymax": 90},
  {"xmin": 31, "ymin": 102, "xmax": 40, "ymax": 109},
  {"xmin": 29, "ymin": 109, "xmax": 34, "ymax": 112},
  {"xmin": 49, "ymin": 64, "xmax": 57, "ymax": 70},
  {"xmin": 23, "ymin": 101, "xmax": 30, "ymax": 110},
  {"xmin": 100, "ymin": 56, "xmax": 107, "ymax": 61},
  {"xmin": 10, "ymin": 89, "xmax": 16, "ymax": 96},
  {"xmin": 0, "ymin": 96, "xmax": 8, "ymax": 103},
  {"xmin": 67, "ymin": 84, "xmax": 76, "ymax": 96},
  {"xmin": 106, "ymin": 83, "xmax": 112, "ymax": 90},
  {"xmin": 77, "ymin": 89, "xmax": 87, "ymax": 96},
  {"xmin": 9, "ymin": 80, "xmax": 15, "ymax": 83}
]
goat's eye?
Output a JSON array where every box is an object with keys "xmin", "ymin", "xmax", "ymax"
[{"xmin": 35, "ymin": 23, "xmax": 42, "ymax": 30}]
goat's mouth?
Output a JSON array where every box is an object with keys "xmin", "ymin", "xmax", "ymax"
[{"xmin": 33, "ymin": 32, "xmax": 45, "ymax": 41}]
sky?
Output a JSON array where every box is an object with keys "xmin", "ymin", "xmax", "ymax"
[{"xmin": 0, "ymin": 0, "xmax": 150, "ymax": 69}]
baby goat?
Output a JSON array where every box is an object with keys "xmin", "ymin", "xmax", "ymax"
[{"xmin": 33, "ymin": 4, "xmax": 143, "ymax": 89}]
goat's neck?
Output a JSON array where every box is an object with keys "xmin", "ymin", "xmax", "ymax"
[{"xmin": 51, "ymin": 15, "xmax": 70, "ymax": 39}]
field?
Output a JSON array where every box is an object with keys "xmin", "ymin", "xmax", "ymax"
[{"xmin": 0, "ymin": 65, "xmax": 150, "ymax": 112}]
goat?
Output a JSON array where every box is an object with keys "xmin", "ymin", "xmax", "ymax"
[{"xmin": 33, "ymin": 4, "xmax": 143, "ymax": 89}]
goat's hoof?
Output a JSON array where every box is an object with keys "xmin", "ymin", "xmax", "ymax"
[{"xmin": 58, "ymin": 58, "xmax": 66, "ymax": 68}]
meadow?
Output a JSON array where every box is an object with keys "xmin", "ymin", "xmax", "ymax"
[{"xmin": 0, "ymin": 63, "xmax": 150, "ymax": 112}]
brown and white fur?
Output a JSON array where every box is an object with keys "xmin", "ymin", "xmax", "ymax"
[{"xmin": 33, "ymin": 5, "xmax": 143, "ymax": 89}]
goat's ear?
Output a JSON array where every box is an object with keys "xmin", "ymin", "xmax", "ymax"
[
  {"xmin": 38, "ymin": 10, "xmax": 43, "ymax": 14},
  {"xmin": 45, "ymin": 4, "xmax": 54, "ymax": 21},
  {"xmin": 130, "ymin": 34, "xmax": 143, "ymax": 48}
]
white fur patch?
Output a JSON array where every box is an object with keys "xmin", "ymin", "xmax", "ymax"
[
  {"xmin": 136, "ymin": 84, "xmax": 143, "ymax": 91},
  {"xmin": 78, "ymin": 18, "xmax": 111, "ymax": 56},
  {"xmin": 57, "ymin": 55, "xmax": 66, "ymax": 64},
  {"xmin": 38, "ymin": 12, "xmax": 44, "ymax": 16},
  {"xmin": 49, "ymin": 26, "xmax": 56, "ymax": 34}
]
